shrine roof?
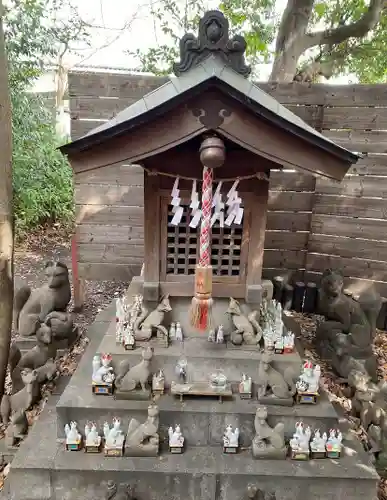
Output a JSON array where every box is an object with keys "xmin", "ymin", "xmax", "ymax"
[{"xmin": 60, "ymin": 55, "xmax": 358, "ymax": 166}]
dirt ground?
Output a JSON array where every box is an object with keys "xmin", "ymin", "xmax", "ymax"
[{"xmin": 4, "ymin": 228, "xmax": 387, "ymax": 498}]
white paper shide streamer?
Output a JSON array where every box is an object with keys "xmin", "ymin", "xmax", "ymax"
[
  {"xmin": 225, "ymin": 180, "xmax": 243, "ymax": 226},
  {"xmin": 189, "ymin": 179, "xmax": 202, "ymax": 228},
  {"xmin": 211, "ymin": 181, "xmax": 224, "ymax": 228},
  {"xmin": 170, "ymin": 177, "xmax": 184, "ymax": 226}
]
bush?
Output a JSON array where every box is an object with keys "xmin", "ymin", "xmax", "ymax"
[{"xmin": 12, "ymin": 91, "xmax": 74, "ymax": 238}]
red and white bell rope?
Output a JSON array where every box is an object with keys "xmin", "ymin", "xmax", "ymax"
[{"xmin": 199, "ymin": 166, "xmax": 213, "ymax": 267}]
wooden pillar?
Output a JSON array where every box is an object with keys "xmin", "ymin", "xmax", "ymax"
[
  {"xmin": 71, "ymin": 233, "xmax": 85, "ymax": 310},
  {"xmin": 143, "ymin": 173, "xmax": 161, "ymax": 302},
  {"xmin": 245, "ymin": 179, "xmax": 269, "ymax": 305}
]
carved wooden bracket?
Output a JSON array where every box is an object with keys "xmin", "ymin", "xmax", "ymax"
[{"xmin": 190, "ymin": 99, "xmax": 232, "ymax": 129}]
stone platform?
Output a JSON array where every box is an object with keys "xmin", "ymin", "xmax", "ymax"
[{"xmin": 5, "ymin": 289, "xmax": 380, "ymax": 500}]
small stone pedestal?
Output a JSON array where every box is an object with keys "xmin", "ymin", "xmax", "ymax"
[
  {"xmin": 223, "ymin": 445, "xmax": 238, "ymax": 454},
  {"xmin": 170, "ymin": 445, "xmax": 184, "ymax": 454},
  {"xmin": 310, "ymin": 450, "xmax": 326, "ymax": 459},
  {"xmin": 104, "ymin": 444, "xmax": 124, "ymax": 457},
  {"xmin": 65, "ymin": 440, "xmax": 82, "ymax": 452}
]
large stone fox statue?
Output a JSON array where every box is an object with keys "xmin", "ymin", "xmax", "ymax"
[{"xmin": 14, "ymin": 261, "xmax": 71, "ymax": 337}]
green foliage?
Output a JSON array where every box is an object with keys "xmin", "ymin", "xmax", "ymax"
[
  {"xmin": 2, "ymin": 0, "xmax": 89, "ymax": 237},
  {"xmin": 132, "ymin": 0, "xmax": 386, "ymax": 82},
  {"xmin": 12, "ymin": 91, "xmax": 74, "ymax": 237}
]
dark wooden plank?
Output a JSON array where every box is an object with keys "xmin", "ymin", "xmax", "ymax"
[
  {"xmin": 70, "ymin": 98, "xmax": 387, "ymax": 131},
  {"xmin": 305, "ymin": 253, "xmax": 387, "ymax": 282},
  {"xmin": 75, "ymin": 205, "xmax": 144, "ymax": 225},
  {"xmin": 76, "ymin": 224, "xmax": 144, "ymax": 245},
  {"xmin": 70, "ymin": 96, "xmax": 137, "ymax": 120},
  {"xmin": 269, "ymin": 170, "xmax": 315, "ymax": 192},
  {"xmin": 308, "ymin": 234, "xmax": 387, "ymax": 262},
  {"xmin": 71, "ymin": 119, "xmax": 106, "ymax": 140},
  {"xmin": 264, "ymin": 231, "xmax": 309, "ymax": 250},
  {"xmin": 311, "ymin": 214, "xmax": 387, "ymax": 240},
  {"xmin": 348, "ymin": 155, "xmax": 387, "ymax": 176},
  {"xmin": 316, "ymin": 175, "xmax": 387, "ymax": 198},
  {"xmin": 267, "ymin": 211, "xmax": 311, "ymax": 231},
  {"xmin": 68, "ymin": 73, "xmax": 387, "ymax": 106},
  {"xmin": 322, "ymin": 130, "xmax": 387, "ymax": 154},
  {"xmin": 314, "ymin": 194, "xmax": 387, "ymax": 218},
  {"xmin": 263, "ymin": 249, "xmax": 306, "ymax": 269},
  {"xmin": 78, "ymin": 262, "xmax": 141, "ymax": 281},
  {"xmin": 74, "ymin": 184, "xmax": 144, "ymax": 206},
  {"xmin": 75, "ymin": 163, "xmax": 144, "ymax": 186},
  {"xmin": 78, "ymin": 242, "xmax": 144, "ymax": 263},
  {"xmin": 322, "ymin": 107, "xmax": 387, "ymax": 131},
  {"xmin": 268, "ymin": 191, "xmax": 314, "ymax": 211}
]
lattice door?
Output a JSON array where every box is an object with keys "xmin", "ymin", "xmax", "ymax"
[{"xmin": 162, "ymin": 200, "xmax": 247, "ymax": 280}]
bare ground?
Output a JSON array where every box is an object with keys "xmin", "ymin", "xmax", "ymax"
[{"xmin": 2, "ymin": 228, "xmax": 387, "ymax": 497}]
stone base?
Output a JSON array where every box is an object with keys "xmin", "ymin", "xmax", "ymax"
[
  {"xmin": 124, "ymin": 445, "xmax": 159, "ymax": 457},
  {"xmin": 326, "ymin": 450, "xmax": 341, "ymax": 459},
  {"xmin": 65, "ymin": 442, "xmax": 82, "ymax": 451},
  {"xmin": 239, "ymin": 392, "xmax": 252, "ymax": 399},
  {"xmin": 252, "ymin": 446, "xmax": 287, "ymax": 460},
  {"xmin": 114, "ymin": 388, "xmax": 151, "ymax": 400},
  {"xmin": 84, "ymin": 444, "xmax": 101, "ymax": 454},
  {"xmin": 311, "ymin": 451, "xmax": 326, "ymax": 459},
  {"xmin": 257, "ymin": 395, "xmax": 294, "ymax": 407}
]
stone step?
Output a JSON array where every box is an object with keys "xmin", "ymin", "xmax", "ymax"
[
  {"xmin": 56, "ymin": 390, "xmax": 338, "ymax": 445},
  {"xmin": 99, "ymin": 326, "xmax": 303, "ymax": 383},
  {"xmin": 9, "ymin": 438, "xmax": 379, "ymax": 500}
]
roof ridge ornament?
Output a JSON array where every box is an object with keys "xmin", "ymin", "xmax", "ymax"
[{"xmin": 173, "ymin": 10, "xmax": 251, "ymax": 78}]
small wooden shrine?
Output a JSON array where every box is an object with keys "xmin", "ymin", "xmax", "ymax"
[{"xmin": 61, "ymin": 10, "xmax": 358, "ymax": 323}]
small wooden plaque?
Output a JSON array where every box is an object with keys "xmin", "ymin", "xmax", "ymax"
[
  {"xmin": 296, "ymin": 391, "xmax": 318, "ymax": 404},
  {"xmin": 311, "ymin": 451, "xmax": 326, "ymax": 459},
  {"xmin": 66, "ymin": 441, "xmax": 82, "ymax": 451},
  {"xmin": 85, "ymin": 445, "xmax": 101, "ymax": 454},
  {"xmin": 239, "ymin": 391, "xmax": 252, "ymax": 399},
  {"xmin": 274, "ymin": 348, "xmax": 284, "ymax": 354},
  {"xmin": 104, "ymin": 447, "xmax": 123, "ymax": 457},
  {"xmin": 290, "ymin": 450, "xmax": 309, "ymax": 461},
  {"xmin": 223, "ymin": 446, "xmax": 238, "ymax": 454},
  {"xmin": 92, "ymin": 383, "xmax": 113, "ymax": 396},
  {"xmin": 169, "ymin": 446, "xmax": 184, "ymax": 454},
  {"xmin": 124, "ymin": 343, "xmax": 135, "ymax": 350},
  {"xmin": 326, "ymin": 449, "xmax": 341, "ymax": 459}
]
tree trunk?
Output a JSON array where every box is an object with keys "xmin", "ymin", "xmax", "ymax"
[
  {"xmin": 269, "ymin": 0, "xmax": 314, "ymax": 82},
  {"xmin": 0, "ymin": 0, "xmax": 14, "ymax": 400}
]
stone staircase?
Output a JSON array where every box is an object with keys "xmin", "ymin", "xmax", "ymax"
[{"xmin": 5, "ymin": 293, "xmax": 380, "ymax": 500}]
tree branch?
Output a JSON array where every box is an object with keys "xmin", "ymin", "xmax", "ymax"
[{"xmin": 303, "ymin": 0, "xmax": 385, "ymax": 50}]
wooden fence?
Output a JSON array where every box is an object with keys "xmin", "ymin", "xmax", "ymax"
[{"xmin": 69, "ymin": 71, "xmax": 387, "ymax": 296}]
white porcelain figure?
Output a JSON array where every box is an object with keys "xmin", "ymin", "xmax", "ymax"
[
  {"xmin": 216, "ymin": 325, "xmax": 224, "ymax": 343},
  {"xmin": 208, "ymin": 330, "xmax": 216, "ymax": 342},
  {"xmin": 175, "ymin": 322, "xmax": 183, "ymax": 342},
  {"xmin": 123, "ymin": 325, "xmax": 135, "ymax": 347},
  {"xmin": 223, "ymin": 425, "xmax": 239, "ymax": 448},
  {"xmin": 92, "ymin": 353, "xmax": 115, "ymax": 384},
  {"xmin": 326, "ymin": 429, "xmax": 343, "ymax": 453},
  {"xmin": 310, "ymin": 429, "xmax": 327, "ymax": 453},
  {"xmin": 168, "ymin": 425, "xmax": 185, "ymax": 448},
  {"xmin": 64, "ymin": 421, "xmax": 81, "ymax": 445},
  {"xmin": 284, "ymin": 332, "xmax": 295, "ymax": 352},
  {"xmin": 296, "ymin": 360, "xmax": 321, "ymax": 393},
  {"xmin": 104, "ymin": 418, "xmax": 125, "ymax": 448},
  {"xmin": 239, "ymin": 373, "xmax": 252, "ymax": 394},
  {"xmin": 290, "ymin": 422, "xmax": 311, "ymax": 453},
  {"xmin": 169, "ymin": 323, "xmax": 176, "ymax": 340},
  {"xmin": 85, "ymin": 423, "xmax": 101, "ymax": 447}
]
